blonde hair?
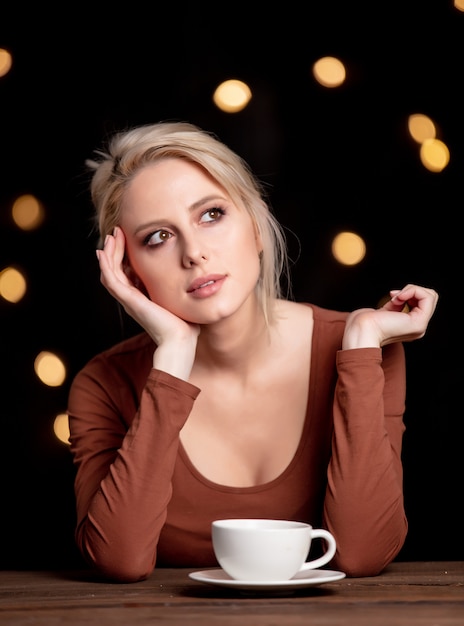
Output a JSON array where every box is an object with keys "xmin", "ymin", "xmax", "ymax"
[{"xmin": 87, "ymin": 121, "xmax": 289, "ymax": 324}]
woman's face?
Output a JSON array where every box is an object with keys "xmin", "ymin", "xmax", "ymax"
[{"xmin": 119, "ymin": 158, "xmax": 262, "ymax": 324}]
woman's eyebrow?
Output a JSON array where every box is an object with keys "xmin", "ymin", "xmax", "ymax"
[
  {"xmin": 133, "ymin": 195, "xmax": 228, "ymax": 235},
  {"xmin": 189, "ymin": 194, "xmax": 228, "ymax": 211}
]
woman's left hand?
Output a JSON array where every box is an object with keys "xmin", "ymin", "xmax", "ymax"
[{"xmin": 342, "ymin": 284, "xmax": 439, "ymax": 350}]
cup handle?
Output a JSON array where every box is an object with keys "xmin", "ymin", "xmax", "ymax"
[{"xmin": 300, "ymin": 528, "xmax": 337, "ymax": 571}]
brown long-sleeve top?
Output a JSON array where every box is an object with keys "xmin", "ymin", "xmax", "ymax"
[{"xmin": 67, "ymin": 303, "xmax": 408, "ymax": 582}]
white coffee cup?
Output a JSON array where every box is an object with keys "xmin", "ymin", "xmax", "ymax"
[{"xmin": 211, "ymin": 518, "xmax": 337, "ymax": 581}]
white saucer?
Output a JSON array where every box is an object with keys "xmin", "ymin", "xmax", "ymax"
[{"xmin": 189, "ymin": 567, "xmax": 346, "ymax": 590}]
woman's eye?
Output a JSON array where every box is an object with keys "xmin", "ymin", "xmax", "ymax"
[
  {"xmin": 144, "ymin": 230, "xmax": 172, "ymax": 246},
  {"xmin": 200, "ymin": 207, "xmax": 225, "ymax": 223}
]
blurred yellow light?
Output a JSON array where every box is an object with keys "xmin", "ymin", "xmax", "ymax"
[
  {"xmin": 331, "ymin": 231, "xmax": 366, "ymax": 266},
  {"xmin": 408, "ymin": 114, "xmax": 436, "ymax": 144},
  {"xmin": 312, "ymin": 57, "xmax": 346, "ymax": 88},
  {"xmin": 34, "ymin": 351, "xmax": 67, "ymax": 387},
  {"xmin": 454, "ymin": 0, "xmax": 464, "ymax": 11},
  {"xmin": 0, "ymin": 267, "xmax": 27, "ymax": 303},
  {"xmin": 0, "ymin": 48, "xmax": 12, "ymax": 78},
  {"xmin": 419, "ymin": 138, "xmax": 450, "ymax": 172},
  {"xmin": 53, "ymin": 413, "xmax": 70, "ymax": 445},
  {"xmin": 12, "ymin": 194, "xmax": 45, "ymax": 230},
  {"xmin": 213, "ymin": 79, "xmax": 252, "ymax": 113}
]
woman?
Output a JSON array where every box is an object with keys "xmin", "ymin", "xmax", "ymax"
[{"xmin": 67, "ymin": 121, "xmax": 438, "ymax": 583}]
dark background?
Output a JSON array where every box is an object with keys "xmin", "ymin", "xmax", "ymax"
[{"xmin": 1, "ymin": 2, "xmax": 462, "ymax": 568}]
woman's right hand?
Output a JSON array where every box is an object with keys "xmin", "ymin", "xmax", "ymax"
[{"xmin": 96, "ymin": 227, "xmax": 200, "ymax": 381}]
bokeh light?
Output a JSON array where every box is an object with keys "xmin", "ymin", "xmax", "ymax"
[
  {"xmin": 0, "ymin": 48, "xmax": 12, "ymax": 78},
  {"xmin": 213, "ymin": 79, "xmax": 252, "ymax": 113},
  {"xmin": 331, "ymin": 231, "xmax": 366, "ymax": 266},
  {"xmin": 0, "ymin": 266, "xmax": 27, "ymax": 303},
  {"xmin": 34, "ymin": 351, "xmax": 67, "ymax": 387},
  {"xmin": 12, "ymin": 194, "xmax": 45, "ymax": 230},
  {"xmin": 408, "ymin": 114, "xmax": 436, "ymax": 144},
  {"xmin": 420, "ymin": 138, "xmax": 450, "ymax": 173},
  {"xmin": 53, "ymin": 413, "xmax": 71, "ymax": 445},
  {"xmin": 312, "ymin": 56, "xmax": 346, "ymax": 88}
]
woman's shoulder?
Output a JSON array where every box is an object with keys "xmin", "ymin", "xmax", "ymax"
[
  {"xmin": 95, "ymin": 331, "xmax": 154, "ymax": 359},
  {"xmin": 273, "ymin": 300, "xmax": 349, "ymax": 353},
  {"xmin": 68, "ymin": 332, "xmax": 161, "ymax": 417},
  {"xmin": 77, "ymin": 331, "xmax": 154, "ymax": 380},
  {"xmin": 306, "ymin": 302, "xmax": 350, "ymax": 324},
  {"xmin": 277, "ymin": 299, "xmax": 349, "ymax": 324}
]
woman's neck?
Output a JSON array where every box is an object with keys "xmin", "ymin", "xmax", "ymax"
[{"xmin": 194, "ymin": 299, "xmax": 276, "ymax": 375}]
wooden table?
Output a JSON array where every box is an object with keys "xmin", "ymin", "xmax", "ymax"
[{"xmin": 0, "ymin": 561, "xmax": 463, "ymax": 625}]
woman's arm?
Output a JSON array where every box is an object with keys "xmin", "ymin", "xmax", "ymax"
[
  {"xmin": 96, "ymin": 228, "xmax": 200, "ymax": 381},
  {"xmin": 68, "ymin": 360, "xmax": 200, "ymax": 583},
  {"xmin": 323, "ymin": 343, "xmax": 407, "ymax": 576},
  {"xmin": 323, "ymin": 284, "xmax": 438, "ymax": 576}
]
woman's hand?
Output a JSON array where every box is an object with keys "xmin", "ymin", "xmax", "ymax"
[
  {"xmin": 96, "ymin": 227, "xmax": 200, "ymax": 380},
  {"xmin": 342, "ymin": 284, "xmax": 439, "ymax": 350}
]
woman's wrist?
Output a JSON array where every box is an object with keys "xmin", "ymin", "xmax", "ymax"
[
  {"xmin": 153, "ymin": 341, "xmax": 196, "ymax": 381},
  {"xmin": 342, "ymin": 324, "xmax": 381, "ymax": 350}
]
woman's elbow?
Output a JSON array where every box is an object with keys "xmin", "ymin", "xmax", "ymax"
[
  {"xmin": 81, "ymin": 543, "xmax": 155, "ymax": 583},
  {"xmin": 334, "ymin": 536, "xmax": 406, "ymax": 578}
]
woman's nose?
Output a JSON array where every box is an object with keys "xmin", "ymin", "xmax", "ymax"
[{"xmin": 181, "ymin": 238, "xmax": 208, "ymax": 268}]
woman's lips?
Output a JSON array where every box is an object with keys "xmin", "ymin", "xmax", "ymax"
[{"xmin": 187, "ymin": 274, "xmax": 226, "ymax": 298}]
